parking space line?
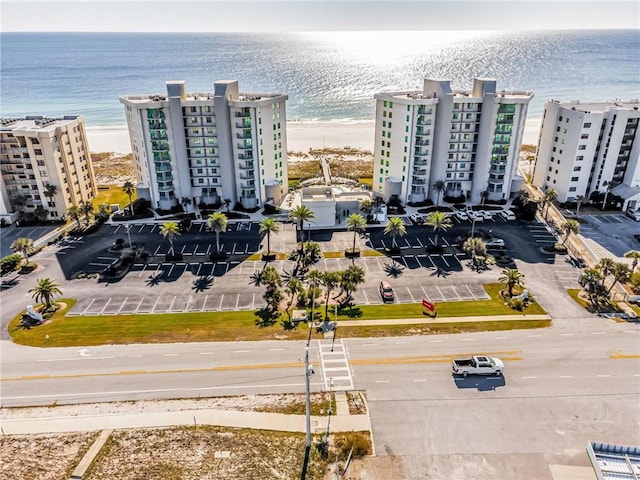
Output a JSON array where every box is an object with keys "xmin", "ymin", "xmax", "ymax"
[
  {"xmin": 114, "ymin": 225, "xmax": 122, "ymax": 233},
  {"xmin": 100, "ymin": 298, "xmax": 112, "ymax": 315},
  {"xmin": 251, "ymin": 293, "xmax": 256, "ymax": 310},
  {"xmin": 153, "ymin": 246, "xmax": 160, "ymax": 255},
  {"xmin": 118, "ymin": 298, "xmax": 128, "ymax": 313},
  {"xmin": 205, "ymin": 244, "xmax": 211, "ymax": 256},
  {"xmin": 362, "ymin": 289, "xmax": 369, "ymax": 304},
  {"xmin": 137, "ymin": 264, "xmax": 149, "ymax": 277},
  {"xmin": 406, "ymin": 286, "xmax": 415, "ymax": 302},
  {"xmin": 150, "ymin": 224, "xmax": 157, "ymax": 233},
  {"xmin": 201, "ymin": 295, "xmax": 208, "ymax": 312},
  {"xmin": 185, "ymin": 295, "xmax": 193, "ymax": 311},
  {"xmin": 450, "ymin": 286, "xmax": 462, "ymax": 300},
  {"xmin": 441, "ymin": 255, "xmax": 450, "ymax": 268},
  {"xmin": 235, "ymin": 294, "xmax": 240, "ymax": 310},
  {"xmin": 218, "ymin": 294, "xmax": 224, "ymax": 311},
  {"xmin": 152, "ymin": 297, "xmax": 161, "ymax": 311},
  {"xmin": 82, "ymin": 298, "xmax": 96, "ymax": 315},
  {"xmin": 421, "ymin": 286, "xmax": 431, "ymax": 301},
  {"xmin": 435, "ymin": 286, "xmax": 446, "ymax": 301},
  {"xmin": 465, "ymin": 285, "xmax": 475, "ymax": 298},
  {"xmin": 135, "ymin": 297, "xmax": 144, "ymax": 313}
]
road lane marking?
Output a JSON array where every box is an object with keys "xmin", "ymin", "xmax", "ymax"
[
  {"xmin": 559, "ymin": 333, "xmax": 573, "ymax": 336},
  {"xmin": 596, "ymin": 375, "xmax": 611, "ymax": 378},
  {"xmin": 163, "ymin": 354, "xmax": 179, "ymax": 357},
  {"xmin": 591, "ymin": 332, "xmax": 605, "ymax": 335},
  {"xmin": 269, "ymin": 348, "xmax": 284, "ymax": 351},
  {"xmin": 462, "ymin": 339, "xmax": 476, "ymax": 342},
  {"xmin": 527, "ymin": 335, "xmax": 541, "ymax": 338},
  {"xmin": 560, "ymin": 376, "xmax": 574, "ymax": 378},
  {"xmin": 522, "ymin": 376, "xmax": 538, "ymax": 379},
  {"xmin": 413, "ymin": 379, "xmax": 428, "ymax": 382},
  {"xmin": 375, "ymin": 380, "xmax": 390, "ymax": 383},
  {"xmin": 37, "ymin": 356, "xmax": 115, "ymax": 362},
  {"xmin": 430, "ymin": 340, "xmax": 443, "ymax": 343},
  {"xmin": 494, "ymin": 337, "xmax": 508, "ymax": 340},
  {"xmin": 198, "ymin": 352, "xmax": 215, "ymax": 355},
  {"xmin": 609, "ymin": 353, "xmax": 640, "ymax": 359},
  {"xmin": 234, "ymin": 350, "xmax": 250, "ymax": 353}
]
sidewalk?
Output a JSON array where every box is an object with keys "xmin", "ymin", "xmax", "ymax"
[
  {"xmin": 336, "ymin": 313, "xmax": 550, "ymax": 327},
  {"xmin": 0, "ymin": 407, "xmax": 371, "ymax": 436}
]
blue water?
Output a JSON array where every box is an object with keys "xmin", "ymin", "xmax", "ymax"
[{"xmin": 1, "ymin": 30, "xmax": 639, "ymax": 128}]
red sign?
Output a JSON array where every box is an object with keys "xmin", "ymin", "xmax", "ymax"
[{"xmin": 422, "ymin": 299, "xmax": 435, "ymax": 311}]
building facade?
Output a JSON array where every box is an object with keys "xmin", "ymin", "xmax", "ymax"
[
  {"xmin": 120, "ymin": 80, "xmax": 288, "ymax": 212},
  {"xmin": 533, "ymin": 100, "xmax": 640, "ymax": 208},
  {"xmin": 0, "ymin": 115, "xmax": 96, "ymax": 224},
  {"xmin": 373, "ymin": 78, "xmax": 532, "ymax": 205}
]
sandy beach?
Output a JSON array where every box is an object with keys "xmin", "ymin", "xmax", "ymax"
[{"xmin": 85, "ymin": 118, "xmax": 541, "ymax": 155}]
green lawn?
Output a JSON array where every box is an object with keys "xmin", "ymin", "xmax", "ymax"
[
  {"xmin": 9, "ymin": 284, "xmax": 547, "ymax": 348},
  {"xmin": 93, "ymin": 185, "xmax": 133, "ymax": 211}
]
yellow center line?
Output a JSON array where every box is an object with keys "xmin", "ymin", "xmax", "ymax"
[
  {"xmin": 609, "ymin": 353, "xmax": 640, "ymax": 359},
  {"xmin": 2, "ymin": 351, "xmax": 524, "ymax": 382}
]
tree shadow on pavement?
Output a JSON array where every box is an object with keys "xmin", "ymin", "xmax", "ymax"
[
  {"xmin": 430, "ymin": 267, "xmax": 450, "ymax": 278},
  {"xmin": 383, "ymin": 260, "xmax": 405, "ymax": 278},
  {"xmin": 192, "ymin": 275, "xmax": 214, "ymax": 292}
]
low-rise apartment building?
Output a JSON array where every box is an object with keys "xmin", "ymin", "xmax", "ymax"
[
  {"xmin": 120, "ymin": 80, "xmax": 288, "ymax": 212},
  {"xmin": 0, "ymin": 115, "xmax": 96, "ymax": 224},
  {"xmin": 533, "ymin": 100, "xmax": 640, "ymax": 210},
  {"xmin": 373, "ymin": 78, "xmax": 532, "ymax": 205}
]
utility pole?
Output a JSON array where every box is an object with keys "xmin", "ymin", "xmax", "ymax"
[
  {"xmin": 301, "ymin": 280, "xmax": 316, "ymax": 480},
  {"xmin": 125, "ymin": 224, "xmax": 132, "ymax": 249}
]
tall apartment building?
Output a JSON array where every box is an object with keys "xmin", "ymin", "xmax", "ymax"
[
  {"xmin": 0, "ymin": 115, "xmax": 97, "ymax": 223},
  {"xmin": 120, "ymin": 80, "xmax": 288, "ymax": 212},
  {"xmin": 533, "ymin": 100, "xmax": 640, "ymax": 208},
  {"xmin": 373, "ymin": 78, "xmax": 532, "ymax": 205}
]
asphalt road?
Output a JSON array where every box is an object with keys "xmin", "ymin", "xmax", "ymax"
[{"xmin": 2, "ymin": 322, "xmax": 639, "ymax": 478}]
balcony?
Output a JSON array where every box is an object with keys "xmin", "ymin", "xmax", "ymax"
[
  {"xmin": 417, "ymin": 107, "xmax": 433, "ymax": 115},
  {"xmin": 417, "ymin": 117, "xmax": 432, "ymax": 126},
  {"xmin": 237, "ymin": 141, "xmax": 253, "ymax": 150},
  {"xmin": 2, "ymin": 147, "xmax": 28, "ymax": 155},
  {"xmin": 238, "ymin": 161, "xmax": 254, "ymax": 170},
  {"xmin": 411, "ymin": 178, "xmax": 426, "ymax": 185},
  {"xmin": 236, "ymin": 132, "xmax": 252, "ymax": 139},
  {"xmin": 239, "ymin": 172, "xmax": 255, "ymax": 180},
  {"xmin": 414, "ymin": 148, "xmax": 429, "ymax": 157},
  {"xmin": 150, "ymin": 132, "xmax": 168, "ymax": 141},
  {"xmin": 413, "ymin": 169, "xmax": 428, "ymax": 176},
  {"xmin": 156, "ymin": 173, "xmax": 174, "ymax": 182},
  {"xmin": 241, "ymin": 181, "xmax": 256, "ymax": 190},
  {"xmin": 235, "ymin": 111, "xmax": 251, "ymax": 118},
  {"xmin": 157, "ymin": 182, "xmax": 174, "ymax": 192},
  {"xmin": 416, "ymin": 128, "xmax": 431, "ymax": 137},
  {"xmin": 413, "ymin": 159, "xmax": 428, "ymax": 167},
  {"xmin": 238, "ymin": 153, "xmax": 253, "ymax": 160}
]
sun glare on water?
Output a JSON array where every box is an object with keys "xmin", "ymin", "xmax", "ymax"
[{"xmin": 302, "ymin": 30, "xmax": 498, "ymax": 65}]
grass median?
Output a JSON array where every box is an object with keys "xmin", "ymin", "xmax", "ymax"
[{"xmin": 8, "ymin": 284, "xmax": 548, "ymax": 347}]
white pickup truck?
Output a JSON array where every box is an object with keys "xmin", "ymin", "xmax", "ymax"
[{"xmin": 452, "ymin": 356, "xmax": 504, "ymax": 377}]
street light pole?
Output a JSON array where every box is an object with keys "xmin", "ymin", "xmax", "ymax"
[
  {"xmin": 331, "ymin": 326, "xmax": 338, "ymax": 352},
  {"xmin": 301, "ymin": 281, "xmax": 316, "ymax": 480},
  {"xmin": 125, "ymin": 224, "xmax": 132, "ymax": 249}
]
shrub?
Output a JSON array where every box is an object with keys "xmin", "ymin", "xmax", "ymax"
[
  {"xmin": 631, "ymin": 272, "xmax": 640, "ymax": 295},
  {"xmin": 334, "ymin": 432, "xmax": 371, "ymax": 459},
  {"xmin": 1, "ymin": 253, "xmax": 23, "ymax": 273},
  {"xmin": 507, "ymin": 297, "xmax": 525, "ymax": 311},
  {"xmin": 553, "ymin": 242, "xmax": 568, "ymax": 254}
]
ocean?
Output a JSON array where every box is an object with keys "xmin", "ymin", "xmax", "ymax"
[{"xmin": 1, "ymin": 30, "xmax": 639, "ymax": 130}]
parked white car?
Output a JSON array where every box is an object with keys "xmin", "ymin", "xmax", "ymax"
[
  {"xmin": 500, "ymin": 210, "xmax": 516, "ymax": 221},
  {"xmin": 455, "ymin": 210, "xmax": 469, "ymax": 221},
  {"xmin": 409, "ymin": 213, "xmax": 425, "ymax": 224},
  {"xmin": 468, "ymin": 211, "xmax": 484, "ymax": 222},
  {"xmin": 478, "ymin": 210, "xmax": 493, "ymax": 220},
  {"xmin": 485, "ymin": 237, "xmax": 505, "ymax": 247},
  {"xmin": 626, "ymin": 209, "xmax": 640, "ymax": 222}
]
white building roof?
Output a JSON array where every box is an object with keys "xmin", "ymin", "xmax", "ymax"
[{"xmin": 587, "ymin": 442, "xmax": 640, "ymax": 480}]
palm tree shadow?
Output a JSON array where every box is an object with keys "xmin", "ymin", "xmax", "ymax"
[
  {"xmin": 249, "ymin": 270, "xmax": 264, "ymax": 287},
  {"xmin": 430, "ymin": 267, "xmax": 450, "ymax": 278},
  {"xmin": 145, "ymin": 274, "xmax": 162, "ymax": 286},
  {"xmin": 383, "ymin": 260, "xmax": 405, "ymax": 278},
  {"xmin": 192, "ymin": 275, "xmax": 214, "ymax": 292}
]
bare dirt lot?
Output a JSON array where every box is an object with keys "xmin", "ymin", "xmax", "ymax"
[{"xmin": 0, "ymin": 393, "xmax": 381, "ymax": 480}]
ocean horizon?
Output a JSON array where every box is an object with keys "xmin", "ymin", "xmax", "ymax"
[{"xmin": 2, "ymin": 30, "xmax": 638, "ymax": 150}]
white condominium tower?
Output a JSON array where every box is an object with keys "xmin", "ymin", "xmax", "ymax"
[
  {"xmin": 533, "ymin": 100, "xmax": 640, "ymax": 208},
  {"xmin": 120, "ymin": 80, "xmax": 288, "ymax": 212},
  {"xmin": 0, "ymin": 115, "xmax": 97, "ymax": 223},
  {"xmin": 373, "ymin": 78, "xmax": 532, "ymax": 205}
]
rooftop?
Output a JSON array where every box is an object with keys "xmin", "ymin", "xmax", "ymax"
[
  {"xmin": 588, "ymin": 442, "xmax": 640, "ymax": 480},
  {"xmin": 0, "ymin": 115, "xmax": 82, "ymax": 133},
  {"xmin": 549, "ymin": 98, "xmax": 640, "ymax": 113}
]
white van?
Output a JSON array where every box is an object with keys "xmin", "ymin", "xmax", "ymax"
[{"xmin": 627, "ymin": 210, "xmax": 640, "ymax": 222}]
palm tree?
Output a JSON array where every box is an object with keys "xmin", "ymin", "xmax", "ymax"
[
  {"xmin": 80, "ymin": 201, "xmax": 94, "ymax": 225},
  {"xmin": 575, "ymin": 195, "xmax": 585, "ymax": 217},
  {"xmin": 384, "ymin": 217, "xmax": 406, "ymax": 249},
  {"xmin": 339, "ymin": 265, "xmax": 366, "ymax": 303},
  {"xmin": 207, "ymin": 212, "xmax": 228, "ymax": 255},
  {"xmin": 259, "ymin": 218, "xmax": 280, "ymax": 255},
  {"xmin": 122, "ymin": 181, "xmax": 135, "ymax": 217},
  {"xmin": 345, "ymin": 213, "xmax": 367, "ymax": 254},
  {"xmin": 561, "ymin": 219, "xmax": 580, "ymax": 245},
  {"xmin": 67, "ymin": 206, "xmax": 82, "ymax": 229},
  {"xmin": 160, "ymin": 221, "xmax": 180, "ymax": 256},
  {"xmin": 321, "ymin": 271, "xmax": 342, "ymax": 319},
  {"xmin": 289, "ymin": 205, "xmax": 315, "ymax": 254},
  {"xmin": 223, "ymin": 198, "xmax": 232, "ymax": 213},
  {"xmin": 607, "ymin": 262, "xmax": 631, "ymax": 294},
  {"xmin": 624, "ymin": 250, "xmax": 640, "ymax": 272},
  {"xmin": 462, "ymin": 237, "xmax": 487, "ymax": 258},
  {"xmin": 432, "ymin": 180, "xmax": 446, "ymax": 207},
  {"xmin": 425, "ymin": 211, "xmax": 452, "ymax": 247},
  {"xmin": 359, "ymin": 198, "xmax": 372, "ymax": 215},
  {"xmin": 29, "ymin": 278, "xmax": 62, "ymax": 311},
  {"xmin": 44, "ymin": 184, "xmax": 57, "ymax": 214},
  {"xmin": 499, "ymin": 268, "xmax": 525, "ymax": 297},
  {"xmin": 11, "ymin": 237, "xmax": 34, "ymax": 265},
  {"xmin": 541, "ymin": 188, "xmax": 558, "ymax": 219}
]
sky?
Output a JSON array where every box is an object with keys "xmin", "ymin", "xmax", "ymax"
[{"xmin": 1, "ymin": 0, "xmax": 639, "ymax": 32}]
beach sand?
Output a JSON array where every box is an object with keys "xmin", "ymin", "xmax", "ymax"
[{"xmin": 85, "ymin": 118, "xmax": 541, "ymax": 155}]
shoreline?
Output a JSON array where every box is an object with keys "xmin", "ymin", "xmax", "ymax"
[{"xmin": 86, "ymin": 118, "xmax": 542, "ymax": 155}]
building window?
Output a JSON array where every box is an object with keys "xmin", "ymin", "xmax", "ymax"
[
  {"xmin": 571, "ymin": 176, "xmax": 579, "ymax": 181},
  {"xmin": 580, "ymin": 134, "xmax": 589, "ymax": 139},
  {"xmin": 583, "ymin": 122, "xmax": 591, "ymax": 128},
  {"xmin": 576, "ymin": 156, "xmax": 583, "ymax": 161},
  {"xmin": 578, "ymin": 145, "xmax": 586, "ymax": 150},
  {"xmin": 573, "ymin": 166, "xmax": 582, "ymax": 172},
  {"xmin": 569, "ymin": 187, "xmax": 577, "ymax": 192}
]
